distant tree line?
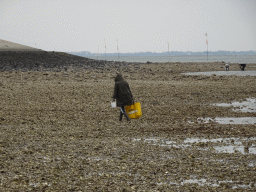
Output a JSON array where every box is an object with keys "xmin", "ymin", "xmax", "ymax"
[{"xmin": 67, "ymin": 50, "xmax": 256, "ymax": 57}]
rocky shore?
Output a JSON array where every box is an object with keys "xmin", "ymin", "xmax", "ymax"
[{"xmin": 0, "ymin": 51, "xmax": 136, "ymax": 72}]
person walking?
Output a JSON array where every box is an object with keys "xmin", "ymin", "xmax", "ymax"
[
  {"xmin": 112, "ymin": 74, "xmax": 133, "ymax": 121},
  {"xmin": 239, "ymin": 63, "xmax": 246, "ymax": 71},
  {"xmin": 225, "ymin": 62, "xmax": 229, "ymax": 71}
]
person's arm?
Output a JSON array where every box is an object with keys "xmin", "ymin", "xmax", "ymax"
[
  {"xmin": 127, "ymin": 84, "xmax": 133, "ymax": 100},
  {"xmin": 112, "ymin": 83, "xmax": 118, "ymax": 101}
]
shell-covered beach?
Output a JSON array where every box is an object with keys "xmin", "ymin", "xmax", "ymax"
[{"xmin": 1, "ymin": 51, "xmax": 256, "ymax": 191}]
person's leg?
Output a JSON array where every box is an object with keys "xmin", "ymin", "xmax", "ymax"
[
  {"xmin": 124, "ymin": 107, "xmax": 131, "ymax": 121},
  {"xmin": 119, "ymin": 107, "xmax": 124, "ymax": 121},
  {"xmin": 122, "ymin": 106, "xmax": 131, "ymax": 121}
]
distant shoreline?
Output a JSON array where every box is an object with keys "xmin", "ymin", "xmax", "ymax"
[{"xmin": 0, "ymin": 51, "xmax": 255, "ymax": 73}]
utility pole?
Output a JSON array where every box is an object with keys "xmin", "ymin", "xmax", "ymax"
[
  {"xmin": 168, "ymin": 41, "xmax": 170, "ymax": 62},
  {"xmin": 97, "ymin": 43, "xmax": 99, "ymax": 60},
  {"xmin": 116, "ymin": 38, "xmax": 119, "ymax": 61},
  {"xmin": 205, "ymin": 33, "xmax": 208, "ymax": 62},
  {"xmin": 104, "ymin": 38, "xmax": 106, "ymax": 63}
]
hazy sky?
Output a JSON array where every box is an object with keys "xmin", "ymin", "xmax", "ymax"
[{"xmin": 1, "ymin": 0, "xmax": 256, "ymax": 53}]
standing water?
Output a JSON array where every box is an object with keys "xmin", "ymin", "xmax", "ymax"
[{"xmin": 87, "ymin": 55, "xmax": 256, "ymax": 63}]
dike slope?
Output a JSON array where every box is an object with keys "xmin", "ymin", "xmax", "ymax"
[
  {"xmin": 0, "ymin": 39, "xmax": 43, "ymax": 51},
  {"xmin": 0, "ymin": 51, "xmax": 121, "ymax": 71}
]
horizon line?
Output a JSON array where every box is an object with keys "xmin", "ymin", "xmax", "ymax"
[{"xmin": 66, "ymin": 50, "xmax": 256, "ymax": 53}]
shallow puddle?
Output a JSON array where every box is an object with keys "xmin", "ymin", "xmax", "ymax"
[
  {"xmin": 213, "ymin": 98, "xmax": 256, "ymax": 113},
  {"xmin": 214, "ymin": 145, "xmax": 256, "ymax": 154},
  {"xmin": 143, "ymin": 137, "xmax": 256, "ymax": 188},
  {"xmin": 159, "ymin": 178, "xmax": 253, "ymax": 189},
  {"xmin": 182, "ymin": 179, "xmax": 253, "ymax": 189},
  {"xmin": 182, "ymin": 70, "xmax": 256, "ymax": 76},
  {"xmin": 194, "ymin": 98, "xmax": 256, "ymax": 125},
  {"xmin": 186, "ymin": 137, "xmax": 256, "ymax": 154},
  {"xmin": 133, "ymin": 136, "xmax": 256, "ymax": 155},
  {"xmin": 197, "ymin": 117, "xmax": 256, "ymax": 124}
]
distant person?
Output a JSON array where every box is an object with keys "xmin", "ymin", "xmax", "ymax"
[
  {"xmin": 112, "ymin": 74, "xmax": 133, "ymax": 121},
  {"xmin": 225, "ymin": 62, "xmax": 230, "ymax": 71},
  {"xmin": 239, "ymin": 63, "xmax": 246, "ymax": 71}
]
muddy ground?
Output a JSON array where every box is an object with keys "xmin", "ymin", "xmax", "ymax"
[{"xmin": 0, "ymin": 53, "xmax": 256, "ymax": 191}]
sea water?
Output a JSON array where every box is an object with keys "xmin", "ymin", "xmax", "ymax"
[{"xmin": 87, "ymin": 55, "xmax": 256, "ymax": 63}]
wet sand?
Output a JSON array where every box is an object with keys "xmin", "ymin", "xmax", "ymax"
[{"xmin": 0, "ymin": 53, "xmax": 256, "ymax": 191}]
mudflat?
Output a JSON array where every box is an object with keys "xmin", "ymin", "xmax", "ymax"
[{"xmin": 0, "ymin": 52, "xmax": 256, "ymax": 191}]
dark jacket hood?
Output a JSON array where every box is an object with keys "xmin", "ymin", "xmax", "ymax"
[
  {"xmin": 115, "ymin": 74, "xmax": 124, "ymax": 82},
  {"xmin": 113, "ymin": 74, "xmax": 133, "ymax": 107}
]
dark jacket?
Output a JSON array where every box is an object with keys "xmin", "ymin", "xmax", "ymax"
[{"xmin": 113, "ymin": 74, "xmax": 133, "ymax": 107}]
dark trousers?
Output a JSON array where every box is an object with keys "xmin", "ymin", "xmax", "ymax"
[
  {"xmin": 120, "ymin": 106, "xmax": 125, "ymax": 113},
  {"xmin": 119, "ymin": 106, "xmax": 130, "ymax": 121}
]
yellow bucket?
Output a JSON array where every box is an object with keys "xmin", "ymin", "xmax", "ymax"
[{"xmin": 125, "ymin": 102, "xmax": 142, "ymax": 119}]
